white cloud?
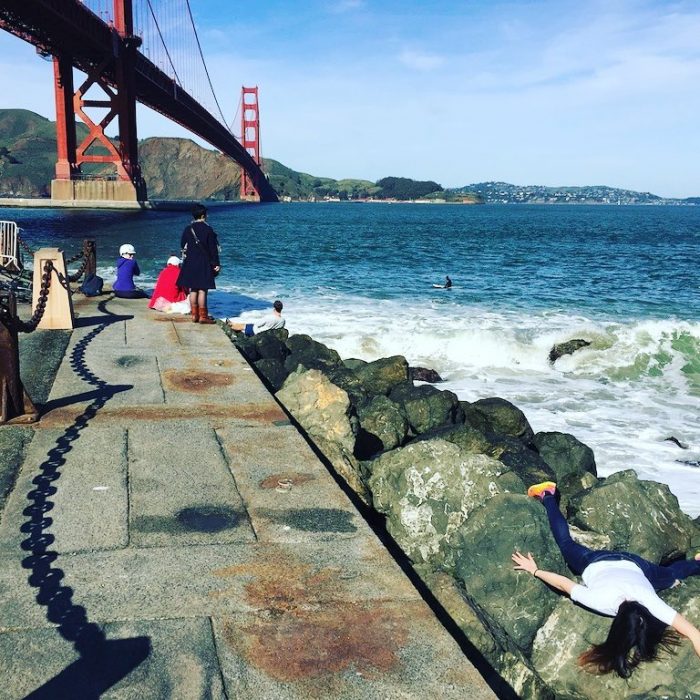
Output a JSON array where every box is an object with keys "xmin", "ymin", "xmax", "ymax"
[{"xmin": 397, "ymin": 49, "xmax": 445, "ymax": 71}]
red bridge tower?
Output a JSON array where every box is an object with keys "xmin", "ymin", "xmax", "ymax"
[
  {"xmin": 52, "ymin": 0, "xmax": 145, "ymax": 203},
  {"xmin": 239, "ymin": 86, "xmax": 262, "ymax": 201}
]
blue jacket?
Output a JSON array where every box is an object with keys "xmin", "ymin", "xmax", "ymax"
[{"xmin": 113, "ymin": 257, "xmax": 140, "ymax": 292}]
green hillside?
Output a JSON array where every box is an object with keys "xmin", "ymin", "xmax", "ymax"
[{"xmin": 0, "ymin": 108, "xmax": 478, "ymax": 202}]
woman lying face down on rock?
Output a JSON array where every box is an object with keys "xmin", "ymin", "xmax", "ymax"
[{"xmin": 512, "ymin": 482, "xmax": 700, "ymax": 678}]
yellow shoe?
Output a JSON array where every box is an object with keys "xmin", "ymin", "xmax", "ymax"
[{"xmin": 527, "ymin": 481, "xmax": 557, "ymax": 500}]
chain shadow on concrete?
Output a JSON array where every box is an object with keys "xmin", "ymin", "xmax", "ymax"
[{"xmin": 20, "ymin": 299, "xmax": 150, "ymax": 699}]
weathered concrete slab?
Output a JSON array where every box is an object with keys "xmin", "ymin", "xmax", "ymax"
[
  {"xmin": 128, "ymin": 421, "xmax": 255, "ymax": 547},
  {"xmin": 0, "ymin": 540, "xmax": 421, "ymax": 631},
  {"xmin": 0, "ymin": 426, "xmax": 128, "ymax": 553},
  {"xmin": 0, "ymin": 296, "xmax": 498, "ymax": 699},
  {"xmin": 213, "ymin": 602, "xmax": 495, "ymax": 699},
  {"xmin": 0, "ymin": 617, "xmax": 224, "ymax": 700},
  {"xmin": 0, "ymin": 426, "xmax": 33, "ymax": 525}
]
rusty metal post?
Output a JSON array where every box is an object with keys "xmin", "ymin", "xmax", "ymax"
[
  {"xmin": 0, "ymin": 292, "xmax": 38, "ymax": 425},
  {"xmin": 83, "ymin": 239, "xmax": 96, "ymax": 278}
]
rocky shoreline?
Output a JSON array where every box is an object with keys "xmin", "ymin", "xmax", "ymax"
[{"xmin": 224, "ymin": 326, "xmax": 700, "ymax": 699}]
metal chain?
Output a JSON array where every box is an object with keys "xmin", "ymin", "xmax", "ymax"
[
  {"xmin": 65, "ymin": 250, "xmax": 85, "ymax": 265},
  {"xmin": 16, "ymin": 232, "xmax": 35, "ymax": 256},
  {"xmin": 67, "ymin": 255, "xmax": 89, "ymax": 283},
  {"xmin": 15, "ymin": 261, "xmax": 53, "ymax": 333}
]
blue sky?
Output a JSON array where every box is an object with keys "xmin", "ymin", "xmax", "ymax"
[{"xmin": 1, "ymin": 0, "xmax": 699, "ymax": 196}]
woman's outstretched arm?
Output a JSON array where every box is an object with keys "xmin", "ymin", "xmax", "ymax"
[
  {"xmin": 512, "ymin": 551, "xmax": 577, "ymax": 595},
  {"xmin": 671, "ymin": 613, "xmax": 700, "ymax": 658}
]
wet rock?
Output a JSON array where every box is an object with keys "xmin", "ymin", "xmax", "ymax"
[
  {"xmin": 324, "ymin": 366, "xmax": 369, "ymax": 407},
  {"xmin": 468, "ymin": 397, "xmax": 535, "ymax": 446},
  {"xmin": 548, "ymin": 338, "xmax": 591, "ymax": 364},
  {"xmin": 283, "ymin": 334, "xmax": 343, "ymax": 374},
  {"xmin": 353, "ymin": 355, "xmax": 409, "ymax": 397},
  {"xmin": 533, "ymin": 431, "xmax": 597, "ymax": 493},
  {"xmin": 276, "ymin": 368, "xmax": 369, "ymax": 502},
  {"xmin": 567, "ymin": 470, "xmax": 696, "ymax": 562},
  {"xmin": 343, "ymin": 357, "xmax": 368, "ymax": 371},
  {"xmin": 664, "ymin": 436, "xmax": 688, "ymax": 449},
  {"xmin": 253, "ymin": 358, "xmax": 289, "ymax": 392},
  {"xmin": 484, "ymin": 435, "xmax": 556, "ymax": 488},
  {"xmin": 368, "ymin": 439, "xmax": 519, "ymax": 569},
  {"xmin": 409, "ymin": 366, "xmax": 443, "ymax": 383},
  {"xmin": 389, "ymin": 381, "xmax": 464, "ymax": 435},
  {"xmin": 355, "ymin": 395, "xmax": 409, "ymax": 460},
  {"xmin": 253, "ymin": 328, "xmax": 290, "ymax": 363},
  {"xmin": 452, "ymin": 494, "xmax": 564, "ymax": 652}
]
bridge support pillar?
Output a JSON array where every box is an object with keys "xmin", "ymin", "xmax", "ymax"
[
  {"xmin": 50, "ymin": 0, "xmax": 146, "ymax": 204},
  {"xmin": 240, "ymin": 86, "xmax": 262, "ymax": 201}
]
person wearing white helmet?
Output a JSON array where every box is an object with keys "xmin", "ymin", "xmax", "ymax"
[{"xmin": 113, "ymin": 243, "xmax": 146, "ymax": 299}]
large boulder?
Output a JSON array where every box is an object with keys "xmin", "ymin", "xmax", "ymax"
[
  {"xmin": 485, "ymin": 435, "xmax": 556, "ymax": 488},
  {"xmin": 283, "ymin": 334, "xmax": 343, "ymax": 374},
  {"xmin": 452, "ymin": 494, "xmax": 565, "ymax": 652},
  {"xmin": 253, "ymin": 328, "xmax": 290, "ymax": 363},
  {"xmin": 533, "ymin": 431, "xmax": 597, "ymax": 494},
  {"xmin": 409, "ymin": 366, "xmax": 443, "ymax": 383},
  {"xmin": 467, "ymin": 397, "xmax": 535, "ymax": 445},
  {"xmin": 355, "ymin": 395, "xmax": 409, "ymax": 459},
  {"xmin": 324, "ymin": 366, "xmax": 369, "ymax": 407},
  {"xmin": 353, "ymin": 355, "xmax": 409, "ymax": 396},
  {"xmin": 389, "ymin": 381, "xmax": 464, "ymax": 436},
  {"xmin": 368, "ymin": 439, "xmax": 521, "ymax": 569},
  {"xmin": 253, "ymin": 358, "xmax": 289, "ymax": 392},
  {"xmin": 548, "ymin": 338, "xmax": 591, "ymax": 364},
  {"xmin": 531, "ymin": 581, "xmax": 700, "ymax": 697},
  {"xmin": 567, "ymin": 470, "xmax": 696, "ymax": 562},
  {"xmin": 276, "ymin": 368, "xmax": 369, "ymax": 502}
]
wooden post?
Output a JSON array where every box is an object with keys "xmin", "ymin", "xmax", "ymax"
[{"xmin": 32, "ymin": 248, "xmax": 74, "ymax": 330}]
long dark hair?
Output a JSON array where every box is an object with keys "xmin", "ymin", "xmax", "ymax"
[{"xmin": 578, "ymin": 601, "xmax": 680, "ymax": 678}]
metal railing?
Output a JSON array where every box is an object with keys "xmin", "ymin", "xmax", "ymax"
[{"xmin": 0, "ymin": 220, "xmax": 22, "ymax": 273}]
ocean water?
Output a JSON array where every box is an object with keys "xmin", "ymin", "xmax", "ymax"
[{"xmin": 10, "ymin": 202, "xmax": 700, "ymax": 516}]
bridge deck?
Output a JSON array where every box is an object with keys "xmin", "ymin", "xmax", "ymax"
[{"xmin": 0, "ymin": 295, "xmax": 496, "ymax": 699}]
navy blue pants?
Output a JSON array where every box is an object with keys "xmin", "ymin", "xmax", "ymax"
[{"xmin": 542, "ymin": 494, "xmax": 700, "ymax": 592}]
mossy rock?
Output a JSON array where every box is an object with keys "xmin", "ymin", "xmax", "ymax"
[
  {"xmin": 389, "ymin": 381, "xmax": 464, "ymax": 435},
  {"xmin": 355, "ymin": 394, "xmax": 408, "ymax": 459},
  {"xmin": 283, "ymin": 334, "xmax": 343, "ymax": 374},
  {"xmin": 353, "ymin": 355, "xmax": 409, "ymax": 396},
  {"xmin": 468, "ymin": 397, "xmax": 535, "ymax": 445},
  {"xmin": 567, "ymin": 470, "xmax": 695, "ymax": 562},
  {"xmin": 253, "ymin": 358, "xmax": 289, "ymax": 392}
]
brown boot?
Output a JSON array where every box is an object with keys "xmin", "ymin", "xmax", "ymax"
[
  {"xmin": 199, "ymin": 306, "xmax": 216, "ymax": 324},
  {"xmin": 191, "ymin": 303, "xmax": 199, "ymax": 323}
]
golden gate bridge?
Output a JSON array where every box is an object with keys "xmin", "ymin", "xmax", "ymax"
[{"xmin": 0, "ymin": 0, "xmax": 277, "ymax": 203}]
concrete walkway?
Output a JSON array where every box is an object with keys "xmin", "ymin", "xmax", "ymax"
[{"xmin": 0, "ymin": 295, "xmax": 497, "ymax": 699}]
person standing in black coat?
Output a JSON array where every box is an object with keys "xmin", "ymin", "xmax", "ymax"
[{"xmin": 177, "ymin": 204, "xmax": 221, "ymax": 324}]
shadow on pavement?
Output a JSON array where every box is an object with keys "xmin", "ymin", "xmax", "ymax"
[{"xmin": 20, "ymin": 299, "xmax": 150, "ymax": 696}]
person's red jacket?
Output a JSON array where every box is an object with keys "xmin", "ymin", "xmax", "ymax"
[{"xmin": 148, "ymin": 264, "xmax": 187, "ymax": 308}]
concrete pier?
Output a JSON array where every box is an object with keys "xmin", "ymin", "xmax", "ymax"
[{"xmin": 0, "ymin": 295, "xmax": 497, "ymax": 699}]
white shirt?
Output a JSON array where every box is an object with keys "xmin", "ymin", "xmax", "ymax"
[
  {"xmin": 570, "ymin": 559, "xmax": 677, "ymax": 625},
  {"xmin": 254, "ymin": 313, "xmax": 285, "ymax": 334}
]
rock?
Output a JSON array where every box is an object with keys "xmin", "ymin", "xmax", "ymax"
[
  {"xmin": 664, "ymin": 436, "xmax": 688, "ymax": 449},
  {"xmin": 532, "ymin": 583, "xmax": 700, "ymax": 697},
  {"xmin": 324, "ymin": 366, "xmax": 369, "ymax": 408},
  {"xmin": 533, "ymin": 431, "xmax": 597, "ymax": 493},
  {"xmin": 252, "ymin": 328, "xmax": 290, "ymax": 363},
  {"xmin": 389, "ymin": 381, "xmax": 464, "ymax": 435},
  {"xmin": 484, "ymin": 435, "xmax": 556, "ymax": 488},
  {"xmin": 467, "ymin": 397, "xmax": 535, "ymax": 446},
  {"xmin": 567, "ymin": 470, "xmax": 696, "ymax": 562},
  {"xmin": 451, "ymin": 494, "xmax": 565, "ymax": 652},
  {"xmin": 343, "ymin": 358, "xmax": 368, "ymax": 371},
  {"xmin": 548, "ymin": 338, "xmax": 591, "ymax": 364},
  {"xmin": 355, "ymin": 395, "xmax": 409, "ymax": 460},
  {"xmin": 232, "ymin": 334, "xmax": 262, "ymax": 362},
  {"xmin": 353, "ymin": 355, "xmax": 409, "ymax": 396},
  {"xmin": 409, "ymin": 366, "xmax": 443, "ymax": 383},
  {"xmin": 276, "ymin": 368, "xmax": 369, "ymax": 502},
  {"xmin": 283, "ymin": 334, "xmax": 343, "ymax": 374},
  {"xmin": 253, "ymin": 358, "xmax": 289, "ymax": 392},
  {"xmin": 368, "ymin": 439, "xmax": 519, "ymax": 569}
]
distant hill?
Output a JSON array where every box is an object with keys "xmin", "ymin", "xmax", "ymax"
[
  {"xmin": 1, "ymin": 109, "xmax": 693, "ymax": 204},
  {"xmin": 450, "ymin": 181, "xmax": 696, "ymax": 205}
]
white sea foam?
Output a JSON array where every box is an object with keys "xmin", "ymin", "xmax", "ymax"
[{"xmin": 279, "ymin": 291, "xmax": 700, "ymax": 517}]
